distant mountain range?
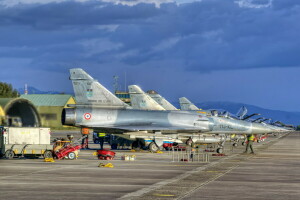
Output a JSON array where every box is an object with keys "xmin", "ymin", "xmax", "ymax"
[
  {"xmin": 184, "ymin": 101, "xmax": 299, "ymax": 126},
  {"xmin": 18, "ymin": 86, "xmax": 62, "ymax": 95}
]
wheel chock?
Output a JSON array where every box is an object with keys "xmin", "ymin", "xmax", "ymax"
[
  {"xmin": 156, "ymin": 150, "xmax": 163, "ymax": 154},
  {"xmin": 130, "ymin": 149, "xmax": 136, "ymax": 152},
  {"xmin": 44, "ymin": 158, "xmax": 55, "ymax": 162},
  {"xmin": 93, "ymin": 152, "xmax": 98, "ymax": 156},
  {"xmin": 98, "ymin": 163, "xmax": 114, "ymax": 168}
]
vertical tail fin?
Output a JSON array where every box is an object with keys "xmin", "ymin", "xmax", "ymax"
[
  {"xmin": 236, "ymin": 106, "xmax": 247, "ymax": 119},
  {"xmin": 128, "ymin": 85, "xmax": 165, "ymax": 110},
  {"xmin": 147, "ymin": 90, "xmax": 177, "ymax": 110},
  {"xmin": 179, "ymin": 97, "xmax": 200, "ymax": 111},
  {"xmin": 69, "ymin": 68, "xmax": 129, "ymax": 108}
]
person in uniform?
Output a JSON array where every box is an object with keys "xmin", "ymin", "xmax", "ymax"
[
  {"xmin": 244, "ymin": 134, "xmax": 255, "ymax": 154},
  {"xmin": 98, "ymin": 132, "xmax": 106, "ymax": 150}
]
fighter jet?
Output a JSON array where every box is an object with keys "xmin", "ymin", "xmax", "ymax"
[
  {"xmin": 177, "ymin": 97, "xmax": 293, "ymax": 147},
  {"xmin": 129, "ymin": 85, "xmax": 229, "ymax": 149},
  {"xmin": 179, "ymin": 92, "xmax": 293, "ymax": 135},
  {"xmin": 179, "ymin": 97, "xmax": 200, "ymax": 111},
  {"xmin": 62, "ymin": 68, "xmax": 277, "ymax": 153},
  {"xmin": 128, "ymin": 85, "xmax": 165, "ymax": 110},
  {"xmin": 147, "ymin": 90, "xmax": 178, "ymax": 110}
]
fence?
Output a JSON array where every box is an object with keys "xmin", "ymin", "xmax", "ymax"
[{"xmin": 168, "ymin": 147, "xmax": 210, "ymax": 163}]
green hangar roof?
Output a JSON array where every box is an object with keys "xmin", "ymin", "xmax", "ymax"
[{"xmin": 20, "ymin": 94, "xmax": 75, "ymax": 106}]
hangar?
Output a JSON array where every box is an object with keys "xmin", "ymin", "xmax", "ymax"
[
  {"xmin": 20, "ymin": 94, "xmax": 76, "ymax": 128},
  {"xmin": 0, "ymin": 98, "xmax": 41, "ymax": 127}
]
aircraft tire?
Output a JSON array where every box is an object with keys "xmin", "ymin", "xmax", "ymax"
[
  {"xmin": 242, "ymin": 142, "xmax": 246, "ymax": 146},
  {"xmin": 216, "ymin": 148, "xmax": 223, "ymax": 154},
  {"xmin": 149, "ymin": 142, "xmax": 159, "ymax": 153},
  {"xmin": 5, "ymin": 150, "xmax": 14, "ymax": 159},
  {"xmin": 233, "ymin": 143, "xmax": 238, "ymax": 147}
]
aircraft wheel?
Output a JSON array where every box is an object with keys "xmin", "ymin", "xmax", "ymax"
[
  {"xmin": 216, "ymin": 148, "xmax": 223, "ymax": 154},
  {"xmin": 5, "ymin": 150, "xmax": 14, "ymax": 159},
  {"xmin": 257, "ymin": 140, "xmax": 261, "ymax": 143},
  {"xmin": 149, "ymin": 142, "xmax": 159, "ymax": 153},
  {"xmin": 233, "ymin": 143, "xmax": 238, "ymax": 147},
  {"xmin": 68, "ymin": 152, "xmax": 76, "ymax": 160},
  {"xmin": 242, "ymin": 142, "xmax": 246, "ymax": 146}
]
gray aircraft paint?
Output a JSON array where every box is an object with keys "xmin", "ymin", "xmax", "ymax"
[
  {"xmin": 179, "ymin": 97, "xmax": 200, "ymax": 111},
  {"xmin": 70, "ymin": 68, "xmax": 130, "ymax": 108},
  {"xmin": 236, "ymin": 106, "xmax": 248, "ymax": 119},
  {"xmin": 178, "ymin": 96, "xmax": 290, "ymax": 133},
  {"xmin": 147, "ymin": 90, "xmax": 178, "ymax": 110},
  {"xmin": 130, "ymin": 87, "xmax": 227, "ymax": 144},
  {"xmin": 128, "ymin": 85, "xmax": 165, "ymax": 111},
  {"xmin": 62, "ymin": 68, "xmax": 289, "ymax": 136}
]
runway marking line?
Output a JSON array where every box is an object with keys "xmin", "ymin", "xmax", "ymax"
[
  {"xmin": 153, "ymin": 193, "xmax": 175, "ymax": 197},
  {"xmin": 205, "ymin": 171, "xmax": 222, "ymax": 173},
  {"xmin": 119, "ymin": 133, "xmax": 289, "ymax": 200}
]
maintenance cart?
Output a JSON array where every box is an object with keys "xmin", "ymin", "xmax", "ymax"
[
  {"xmin": 53, "ymin": 135, "xmax": 87, "ymax": 160},
  {"xmin": 0, "ymin": 126, "xmax": 53, "ymax": 159}
]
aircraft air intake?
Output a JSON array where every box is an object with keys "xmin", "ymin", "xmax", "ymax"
[{"xmin": 61, "ymin": 108, "xmax": 76, "ymax": 126}]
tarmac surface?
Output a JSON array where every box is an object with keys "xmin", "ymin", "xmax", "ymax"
[{"xmin": 0, "ymin": 131, "xmax": 299, "ymax": 200}]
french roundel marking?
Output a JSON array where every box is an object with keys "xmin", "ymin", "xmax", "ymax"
[{"xmin": 84, "ymin": 113, "xmax": 92, "ymax": 120}]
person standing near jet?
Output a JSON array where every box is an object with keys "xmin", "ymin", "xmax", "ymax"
[
  {"xmin": 244, "ymin": 134, "xmax": 255, "ymax": 154},
  {"xmin": 98, "ymin": 132, "xmax": 106, "ymax": 150}
]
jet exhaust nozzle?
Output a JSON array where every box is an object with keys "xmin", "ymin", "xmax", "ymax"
[{"xmin": 62, "ymin": 108, "xmax": 76, "ymax": 126}]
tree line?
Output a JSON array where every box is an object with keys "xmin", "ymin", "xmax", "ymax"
[{"xmin": 0, "ymin": 82, "xmax": 19, "ymax": 98}]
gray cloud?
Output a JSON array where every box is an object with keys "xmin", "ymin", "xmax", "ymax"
[{"xmin": 1, "ymin": 0, "xmax": 300, "ymax": 73}]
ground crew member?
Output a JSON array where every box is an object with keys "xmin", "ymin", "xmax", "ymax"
[
  {"xmin": 190, "ymin": 143, "xmax": 196, "ymax": 161},
  {"xmin": 81, "ymin": 128, "xmax": 89, "ymax": 149},
  {"xmin": 244, "ymin": 134, "xmax": 255, "ymax": 154},
  {"xmin": 98, "ymin": 132, "xmax": 106, "ymax": 150}
]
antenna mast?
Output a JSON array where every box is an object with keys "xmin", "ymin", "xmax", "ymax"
[
  {"xmin": 113, "ymin": 75, "xmax": 119, "ymax": 93},
  {"xmin": 124, "ymin": 71, "xmax": 127, "ymax": 92}
]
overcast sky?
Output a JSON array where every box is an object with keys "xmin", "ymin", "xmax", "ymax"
[{"xmin": 0, "ymin": 0, "xmax": 299, "ymax": 112}]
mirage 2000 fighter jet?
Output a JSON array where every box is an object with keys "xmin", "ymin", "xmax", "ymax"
[
  {"xmin": 129, "ymin": 85, "xmax": 230, "ymax": 152},
  {"xmin": 62, "ymin": 68, "xmax": 278, "ymax": 152}
]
